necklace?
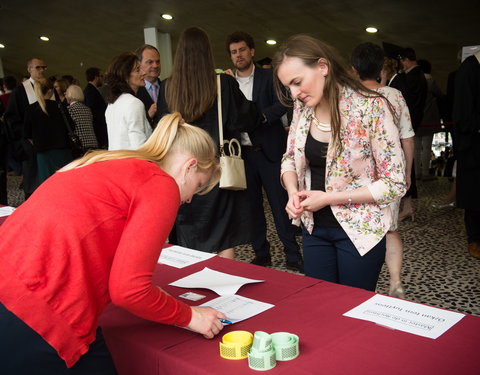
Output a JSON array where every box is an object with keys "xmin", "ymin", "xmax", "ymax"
[{"xmin": 311, "ymin": 113, "xmax": 331, "ymax": 132}]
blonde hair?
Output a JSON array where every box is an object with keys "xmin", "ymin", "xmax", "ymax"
[
  {"xmin": 65, "ymin": 84, "xmax": 85, "ymax": 102},
  {"xmin": 34, "ymin": 78, "xmax": 54, "ymax": 114},
  {"xmin": 60, "ymin": 112, "xmax": 220, "ymax": 194}
]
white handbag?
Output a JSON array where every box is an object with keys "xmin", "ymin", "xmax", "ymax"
[{"xmin": 217, "ymin": 74, "xmax": 247, "ymax": 191}]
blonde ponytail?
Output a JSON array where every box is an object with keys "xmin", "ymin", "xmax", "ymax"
[{"xmin": 34, "ymin": 78, "xmax": 53, "ymax": 114}]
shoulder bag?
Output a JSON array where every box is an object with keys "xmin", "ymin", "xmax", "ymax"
[{"xmin": 216, "ymin": 74, "xmax": 247, "ymax": 190}]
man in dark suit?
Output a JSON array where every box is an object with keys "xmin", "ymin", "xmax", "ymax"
[
  {"xmin": 4, "ymin": 57, "xmax": 47, "ymax": 199},
  {"xmin": 400, "ymin": 48, "xmax": 428, "ymax": 132},
  {"xmin": 83, "ymin": 67, "xmax": 108, "ymax": 148},
  {"xmin": 453, "ymin": 50, "xmax": 480, "ymax": 259},
  {"xmin": 225, "ymin": 31, "xmax": 303, "ymax": 272},
  {"xmin": 135, "ymin": 44, "xmax": 162, "ymax": 129}
]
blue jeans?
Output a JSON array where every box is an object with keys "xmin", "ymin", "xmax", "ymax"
[{"xmin": 302, "ymin": 226, "xmax": 386, "ymax": 291}]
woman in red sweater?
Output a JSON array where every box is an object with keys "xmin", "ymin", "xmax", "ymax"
[{"xmin": 0, "ymin": 112, "xmax": 225, "ymax": 374}]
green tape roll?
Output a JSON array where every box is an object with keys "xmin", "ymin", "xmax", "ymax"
[
  {"xmin": 271, "ymin": 332, "xmax": 300, "ymax": 361},
  {"xmin": 248, "ymin": 347, "xmax": 277, "ymax": 371}
]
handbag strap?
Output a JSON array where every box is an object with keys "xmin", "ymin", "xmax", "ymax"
[
  {"xmin": 54, "ymin": 94, "xmax": 75, "ymax": 136},
  {"xmin": 216, "ymin": 74, "xmax": 224, "ymax": 151}
]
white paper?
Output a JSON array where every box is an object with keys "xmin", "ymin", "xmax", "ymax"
[
  {"xmin": 169, "ymin": 267, "xmax": 264, "ymax": 296},
  {"xmin": 0, "ymin": 206, "xmax": 15, "ymax": 217},
  {"xmin": 200, "ymin": 294, "xmax": 274, "ymax": 323},
  {"xmin": 343, "ymin": 294, "xmax": 465, "ymax": 339},
  {"xmin": 158, "ymin": 245, "xmax": 216, "ymax": 268}
]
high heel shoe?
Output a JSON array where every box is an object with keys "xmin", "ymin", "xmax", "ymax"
[
  {"xmin": 389, "ymin": 282, "xmax": 406, "ymax": 299},
  {"xmin": 398, "ymin": 210, "xmax": 415, "ymax": 222}
]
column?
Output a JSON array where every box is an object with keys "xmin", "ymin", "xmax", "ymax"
[{"xmin": 144, "ymin": 27, "xmax": 173, "ymax": 80}]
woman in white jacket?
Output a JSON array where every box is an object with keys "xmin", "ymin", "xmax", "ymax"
[{"xmin": 105, "ymin": 52, "xmax": 152, "ymax": 150}]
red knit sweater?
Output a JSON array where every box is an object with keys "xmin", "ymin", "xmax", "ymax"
[{"xmin": 0, "ymin": 158, "xmax": 192, "ymax": 367}]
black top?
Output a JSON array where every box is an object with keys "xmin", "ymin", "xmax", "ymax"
[
  {"xmin": 305, "ymin": 131, "xmax": 340, "ymax": 227},
  {"xmin": 23, "ymin": 100, "xmax": 70, "ymax": 152}
]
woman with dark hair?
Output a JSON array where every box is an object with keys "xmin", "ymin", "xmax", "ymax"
[
  {"xmin": 273, "ymin": 35, "xmax": 406, "ymax": 291},
  {"xmin": 23, "ymin": 77, "xmax": 72, "ymax": 185},
  {"xmin": 0, "ymin": 113, "xmax": 226, "ymax": 374},
  {"xmin": 158, "ymin": 27, "xmax": 261, "ymax": 258},
  {"xmin": 54, "ymin": 78, "xmax": 70, "ymax": 106},
  {"xmin": 105, "ymin": 52, "xmax": 152, "ymax": 150}
]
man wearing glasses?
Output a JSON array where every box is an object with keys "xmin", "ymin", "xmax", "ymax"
[{"xmin": 4, "ymin": 58, "xmax": 47, "ymax": 199}]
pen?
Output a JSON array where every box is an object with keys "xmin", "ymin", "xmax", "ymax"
[{"xmin": 219, "ymin": 318, "xmax": 233, "ymax": 325}]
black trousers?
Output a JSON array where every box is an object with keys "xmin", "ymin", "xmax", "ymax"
[
  {"xmin": 0, "ymin": 302, "xmax": 118, "ymax": 375},
  {"xmin": 243, "ymin": 148, "xmax": 302, "ymax": 262}
]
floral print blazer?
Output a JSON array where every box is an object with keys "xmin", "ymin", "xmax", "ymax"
[{"xmin": 281, "ymin": 86, "xmax": 407, "ymax": 255}]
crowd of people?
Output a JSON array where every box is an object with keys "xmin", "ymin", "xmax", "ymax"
[{"xmin": 0, "ymin": 26, "xmax": 478, "ymax": 374}]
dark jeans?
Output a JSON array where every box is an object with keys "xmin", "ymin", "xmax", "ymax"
[
  {"xmin": 0, "ymin": 302, "xmax": 117, "ymax": 375},
  {"xmin": 302, "ymin": 225, "xmax": 386, "ymax": 291}
]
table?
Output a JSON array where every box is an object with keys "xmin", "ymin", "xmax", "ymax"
[{"xmin": 100, "ymin": 256, "xmax": 480, "ymax": 375}]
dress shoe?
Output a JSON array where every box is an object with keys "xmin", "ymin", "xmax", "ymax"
[
  {"xmin": 468, "ymin": 242, "xmax": 480, "ymax": 259},
  {"xmin": 250, "ymin": 256, "xmax": 272, "ymax": 267},
  {"xmin": 285, "ymin": 259, "xmax": 304, "ymax": 273}
]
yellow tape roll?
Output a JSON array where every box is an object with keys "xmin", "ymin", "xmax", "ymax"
[{"xmin": 219, "ymin": 331, "xmax": 253, "ymax": 360}]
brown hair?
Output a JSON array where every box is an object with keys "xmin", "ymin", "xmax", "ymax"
[
  {"xmin": 104, "ymin": 52, "xmax": 138, "ymax": 103},
  {"xmin": 273, "ymin": 34, "xmax": 384, "ymax": 154},
  {"xmin": 135, "ymin": 44, "xmax": 160, "ymax": 61},
  {"xmin": 225, "ymin": 31, "xmax": 255, "ymax": 54},
  {"xmin": 165, "ymin": 27, "xmax": 216, "ymax": 122}
]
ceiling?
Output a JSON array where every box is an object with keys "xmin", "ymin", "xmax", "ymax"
[{"xmin": 0, "ymin": 0, "xmax": 477, "ymax": 89}]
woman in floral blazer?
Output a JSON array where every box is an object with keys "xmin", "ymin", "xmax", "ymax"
[{"xmin": 273, "ymin": 35, "xmax": 406, "ymax": 291}]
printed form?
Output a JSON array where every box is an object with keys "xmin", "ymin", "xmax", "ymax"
[{"xmin": 344, "ymin": 294, "xmax": 465, "ymax": 339}]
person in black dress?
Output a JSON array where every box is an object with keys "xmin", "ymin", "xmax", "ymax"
[
  {"xmin": 157, "ymin": 27, "xmax": 261, "ymax": 258},
  {"xmin": 23, "ymin": 78, "xmax": 72, "ymax": 186}
]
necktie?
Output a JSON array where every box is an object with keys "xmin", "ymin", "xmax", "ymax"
[{"xmin": 149, "ymin": 83, "xmax": 158, "ymax": 103}]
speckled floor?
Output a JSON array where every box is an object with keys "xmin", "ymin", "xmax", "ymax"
[{"xmin": 7, "ymin": 175, "xmax": 480, "ymax": 316}]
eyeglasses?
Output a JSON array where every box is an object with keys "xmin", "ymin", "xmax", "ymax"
[{"xmin": 35, "ymin": 65, "xmax": 47, "ymax": 70}]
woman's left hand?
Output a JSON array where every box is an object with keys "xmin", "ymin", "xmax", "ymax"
[{"xmin": 297, "ymin": 190, "xmax": 331, "ymax": 212}]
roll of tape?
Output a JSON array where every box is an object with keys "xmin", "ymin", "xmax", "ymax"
[
  {"xmin": 248, "ymin": 347, "xmax": 277, "ymax": 371},
  {"xmin": 271, "ymin": 332, "xmax": 300, "ymax": 361},
  {"xmin": 219, "ymin": 331, "xmax": 253, "ymax": 360},
  {"xmin": 252, "ymin": 331, "xmax": 272, "ymax": 352}
]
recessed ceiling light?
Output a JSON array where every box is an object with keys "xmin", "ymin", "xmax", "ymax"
[
  {"xmin": 266, "ymin": 39, "xmax": 277, "ymax": 45},
  {"xmin": 366, "ymin": 27, "xmax": 378, "ymax": 33},
  {"xmin": 0, "ymin": 43, "xmax": 5, "ymax": 48},
  {"xmin": 39, "ymin": 36, "xmax": 50, "ymax": 41},
  {"xmin": 161, "ymin": 14, "xmax": 173, "ymax": 20}
]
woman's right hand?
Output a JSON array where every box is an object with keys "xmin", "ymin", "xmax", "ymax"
[
  {"xmin": 286, "ymin": 192, "xmax": 304, "ymax": 220},
  {"xmin": 187, "ymin": 306, "xmax": 226, "ymax": 339}
]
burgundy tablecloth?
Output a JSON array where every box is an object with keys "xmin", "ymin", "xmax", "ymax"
[
  {"xmin": 100, "ymin": 255, "xmax": 321, "ymax": 375},
  {"xmin": 155, "ymin": 281, "xmax": 480, "ymax": 375},
  {"xmin": 101, "ymin": 257, "xmax": 480, "ymax": 375}
]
